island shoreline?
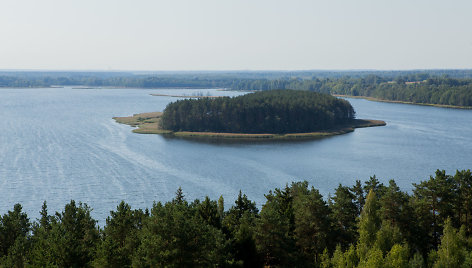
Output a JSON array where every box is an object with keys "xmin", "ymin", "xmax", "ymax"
[{"xmin": 113, "ymin": 112, "xmax": 386, "ymax": 140}]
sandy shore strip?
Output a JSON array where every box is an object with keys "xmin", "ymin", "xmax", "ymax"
[{"xmin": 113, "ymin": 112, "xmax": 386, "ymax": 140}]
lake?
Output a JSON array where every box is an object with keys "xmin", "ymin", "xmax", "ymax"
[{"xmin": 0, "ymin": 87, "xmax": 471, "ymax": 224}]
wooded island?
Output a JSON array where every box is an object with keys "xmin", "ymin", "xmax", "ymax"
[{"xmin": 115, "ymin": 90, "xmax": 385, "ymax": 139}]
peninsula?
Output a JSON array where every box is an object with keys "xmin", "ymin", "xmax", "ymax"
[{"xmin": 114, "ymin": 90, "xmax": 386, "ymax": 140}]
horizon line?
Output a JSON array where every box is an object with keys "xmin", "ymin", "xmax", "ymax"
[{"xmin": 1, "ymin": 68, "xmax": 472, "ymax": 73}]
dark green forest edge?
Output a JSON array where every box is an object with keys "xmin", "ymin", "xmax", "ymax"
[
  {"xmin": 2, "ymin": 70, "xmax": 472, "ymax": 108},
  {"xmin": 1, "ymin": 169, "xmax": 472, "ymax": 267},
  {"xmin": 160, "ymin": 90, "xmax": 382, "ymax": 135}
]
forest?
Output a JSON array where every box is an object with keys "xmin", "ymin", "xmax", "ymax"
[
  {"xmin": 1, "ymin": 70, "xmax": 472, "ymax": 107},
  {"xmin": 159, "ymin": 90, "xmax": 355, "ymax": 134},
  {"xmin": 0, "ymin": 169, "xmax": 471, "ymax": 267},
  {"xmin": 230, "ymin": 75, "xmax": 472, "ymax": 107}
]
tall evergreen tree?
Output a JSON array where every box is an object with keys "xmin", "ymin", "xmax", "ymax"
[
  {"xmin": 292, "ymin": 183, "xmax": 332, "ymax": 265},
  {"xmin": 256, "ymin": 187, "xmax": 298, "ymax": 267},
  {"xmin": 350, "ymin": 180, "xmax": 365, "ymax": 216},
  {"xmin": 330, "ymin": 184, "xmax": 358, "ymax": 249},
  {"xmin": 413, "ymin": 170, "xmax": 457, "ymax": 249},
  {"xmin": 94, "ymin": 201, "xmax": 144, "ymax": 267},
  {"xmin": 357, "ymin": 189, "xmax": 381, "ymax": 261}
]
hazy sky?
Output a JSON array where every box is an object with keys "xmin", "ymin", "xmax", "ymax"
[{"xmin": 1, "ymin": 0, "xmax": 471, "ymax": 70}]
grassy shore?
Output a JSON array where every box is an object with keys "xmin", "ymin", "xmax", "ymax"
[
  {"xmin": 113, "ymin": 112, "xmax": 171, "ymax": 134},
  {"xmin": 113, "ymin": 112, "xmax": 386, "ymax": 140},
  {"xmin": 333, "ymin": 94, "xmax": 472, "ymax": 109}
]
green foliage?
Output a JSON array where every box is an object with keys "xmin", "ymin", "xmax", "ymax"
[
  {"xmin": 433, "ymin": 219, "xmax": 468, "ymax": 268},
  {"xmin": 409, "ymin": 251, "xmax": 425, "ymax": 268},
  {"xmin": 384, "ymin": 244, "xmax": 409, "ymax": 268},
  {"xmin": 453, "ymin": 170, "xmax": 472, "ymax": 235},
  {"xmin": 94, "ymin": 201, "xmax": 144, "ymax": 267},
  {"xmin": 320, "ymin": 248, "xmax": 331, "ymax": 268},
  {"xmin": 133, "ymin": 197, "xmax": 226, "ymax": 267},
  {"xmin": 292, "ymin": 183, "xmax": 332, "ymax": 264},
  {"xmin": 230, "ymin": 75, "xmax": 472, "ymax": 107},
  {"xmin": 160, "ymin": 90, "xmax": 355, "ymax": 134},
  {"xmin": 0, "ymin": 204, "xmax": 30, "ymax": 261},
  {"xmin": 362, "ymin": 246, "xmax": 384, "ymax": 268},
  {"xmin": 255, "ymin": 186, "xmax": 297, "ymax": 266},
  {"xmin": 374, "ymin": 221, "xmax": 403, "ymax": 255},
  {"xmin": 197, "ymin": 196, "xmax": 221, "ymax": 229},
  {"xmin": 0, "ymin": 169, "xmax": 472, "ymax": 266},
  {"xmin": 344, "ymin": 245, "xmax": 358, "ymax": 268},
  {"xmin": 218, "ymin": 195, "xmax": 225, "ymax": 221},
  {"xmin": 413, "ymin": 170, "xmax": 457, "ymax": 250},
  {"xmin": 330, "ymin": 245, "xmax": 346, "ymax": 268},
  {"xmin": 350, "ymin": 180, "xmax": 365, "ymax": 215},
  {"xmin": 380, "ymin": 180, "xmax": 416, "ymax": 248},
  {"xmin": 53, "ymin": 200, "xmax": 100, "ymax": 267},
  {"xmin": 357, "ymin": 189, "xmax": 381, "ymax": 261},
  {"xmin": 330, "ymin": 184, "xmax": 358, "ymax": 248}
]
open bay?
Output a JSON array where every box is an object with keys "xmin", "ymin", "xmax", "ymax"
[{"xmin": 1, "ymin": 87, "xmax": 471, "ymax": 223}]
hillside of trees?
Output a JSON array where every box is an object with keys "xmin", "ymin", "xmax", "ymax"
[
  {"xmin": 160, "ymin": 90, "xmax": 355, "ymax": 134},
  {"xmin": 0, "ymin": 169, "xmax": 471, "ymax": 267}
]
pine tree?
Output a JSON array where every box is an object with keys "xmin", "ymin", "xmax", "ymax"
[
  {"xmin": 331, "ymin": 184, "xmax": 358, "ymax": 249},
  {"xmin": 255, "ymin": 187, "xmax": 297, "ymax": 267},
  {"xmin": 293, "ymin": 184, "xmax": 332, "ymax": 265},
  {"xmin": 94, "ymin": 201, "xmax": 144, "ymax": 267},
  {"xmin": 218, "ymin": 195, "xmax": 225, "ymax": 221},
  {"xmin": 413, "ymin": 170, "xmax": 457, "ymax": 249},
  {"xmin": 350, "ymin": 180, "xmax": 365, "ymax": 216},
  {"xmin": 174, "ymin": 186, "xmax": 185, "ymax": 204},
  {"xmin": 357, "ymin": 189, "xmax": 381, "ymax": 261}
]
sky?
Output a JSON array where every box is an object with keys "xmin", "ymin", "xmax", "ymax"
[{"xmin": 0, "ymin": 0, "xmax": 471, "ymax": 71}]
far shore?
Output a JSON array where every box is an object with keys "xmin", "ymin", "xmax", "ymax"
[
  {"xmin": 150, "ymin": 93, "xmax": 223, "ymax": 98},
  {"xmin": 333, "ymin": 94, "xmax": 472, "ymax": 110},
  {"xmin": 113, "ymin": 112, "xmax": 386, "ymax": 140}
]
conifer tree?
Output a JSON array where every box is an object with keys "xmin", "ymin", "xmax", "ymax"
[
  {"xmin": 357, "ymin": 189, "xmax": 381, "ymax": 261},
  {"xmin": 331, "ymin": 184, "xmax": 358, "ymax": 248}
]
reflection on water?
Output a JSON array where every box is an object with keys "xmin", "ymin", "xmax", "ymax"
[{"xmin": 0, "ymin": 87, "xmax": 471, "ymax": 224}]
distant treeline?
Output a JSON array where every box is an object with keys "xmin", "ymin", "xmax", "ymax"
[
  {"xmin": 231, "ymin": 75, "xmax": 472, "ymax": 107},
  {"xmin": 160, "ymin": 90, "xmax": 355, "ymax": 134},
  {"xmin": 2, "ymin": 70, "xmax": 472, "ymax": 107},
  {"xmin": 0, "ymin": 169, "xmax": 471, "ymax": 267}
]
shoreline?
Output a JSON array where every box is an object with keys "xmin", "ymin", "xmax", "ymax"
[
  {"xmin": 113, "ymin": 112, "xmax": 386, "ymax": 140},
  {"xmin": 333, "ymin": 94, "xmax": 472, "ymax": 110},
  {"xmin": 150, "ymin": 93, "xmax": 223, "ymax": 98}
]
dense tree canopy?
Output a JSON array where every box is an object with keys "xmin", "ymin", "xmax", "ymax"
[
  {"xmin": 0, "ymin": 169, "xmax": 471, "ymax": 266},
  {"xmin": 160, "ymin": 90, "xmax": 355, "ymax": 134}
]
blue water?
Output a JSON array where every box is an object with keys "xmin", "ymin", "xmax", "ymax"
[{"xmin": 0, "ymin": 87, "xmax": 471, "ymax": 224}]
